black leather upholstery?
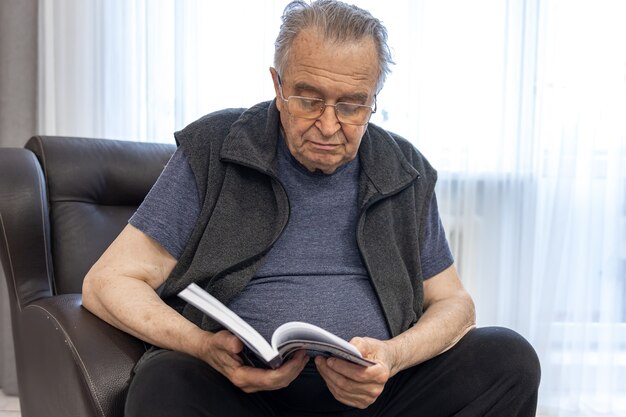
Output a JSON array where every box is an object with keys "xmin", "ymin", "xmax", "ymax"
[{"xmin": 0, "ymin": 136, "xmax": 176, "ymax": 417}]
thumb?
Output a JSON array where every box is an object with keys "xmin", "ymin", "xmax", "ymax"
[{"xmin": 350, "ymin": 336, "xmax": 373, "ymax": 357}]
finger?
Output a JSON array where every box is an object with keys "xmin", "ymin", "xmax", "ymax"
[
  {"xmin": 213, "ymin": 330, "xmax": 244, "ymax": 353},
  {"xmin": 316, "ymin": 356, "xmax": 380, "ymax": 388},
  {"xmin": 200, "ymin": 336, "xmax": 248, "ymax": 378},
  {"xmin": 349, "ymin": 336, "xmax": 383, "ymax": 364},
  {"xmin": 272, "ymin": 351, "xmax": 309, "ymax": 379},
  {"xmin": 326, "ymin": 356, "xmax": 370, "ymax": 379},
  {"xmin": 315, "ymin": 357, "xmax": 384, "ymax": 408},
  {"xmin": 324, "ymin": 375, "xmax": 382, "ymax": 409},
  {"xmin": 315, "ymin": 357, "xmax": 360, "ymax": 397},
  {"xmin": 320, "ymin": 371, "xmax": 378, "ymax": 409},
  {"xmin": 210, "ymin": 350, "xmax": 244, "ymax": 377},
  {"xmin": 350, "ymin": 336, "xmax": 368, "ymax": 354},
  {"xmin": 233, "ymin": 351, "xmax": 309, "ymax": 393}
]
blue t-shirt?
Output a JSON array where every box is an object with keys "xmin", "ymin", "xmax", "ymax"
[{"xmin": 130, "ymin": 138, "xmax": 454, "ymax": 342}]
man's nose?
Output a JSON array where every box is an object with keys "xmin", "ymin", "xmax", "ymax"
[{"xmin": 315, "ymin": 105, "xmax": 341, "ymax": 137}]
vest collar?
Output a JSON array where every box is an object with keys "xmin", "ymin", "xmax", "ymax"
[
  {"xmin": 220, "ymin": 100, "xmax": 419, "ymax": 194},
  {"xmin": 358, "ymin": 126, "xmax": 420, "ymax": 196}
]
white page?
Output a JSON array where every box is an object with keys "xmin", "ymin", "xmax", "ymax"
[
  {"xmin": 271, "ymin": 321, "xmax": 364, "ymax": 358},
  {"xmin": 178, "ymin": 283, "xmax": 278, "ymax": 362}
]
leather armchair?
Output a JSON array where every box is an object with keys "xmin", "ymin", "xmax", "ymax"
[{"xmin": 0, "ymin": 136, "xmax": 175, "ymax": 417}]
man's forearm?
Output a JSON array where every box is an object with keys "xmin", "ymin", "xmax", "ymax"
[
  {"xmin": 82, "ymin": 224, "xmax": 210, "ymax": 359},
  {"xmin": 83, "ymin": 278, "xmax": 200, "ymax": 354},
  {"xmin": 385, "ymin": 274, "xmax": 476, "ymax": 377},
  {"xmin": 82, "ymin": 274, "xmax": 208, "ymax": 359}
]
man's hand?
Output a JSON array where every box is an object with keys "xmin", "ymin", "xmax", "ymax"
[
  {"xmin": 198, "ymin": 330, "xmax": 309, "ymax": 393},
  {"xmin": 314, "ymin": 336, "xmax": 396, "ymax": 409},
  {"xmin": 315, "ymin": 265, "xmax": 476, "ymax": 409}
]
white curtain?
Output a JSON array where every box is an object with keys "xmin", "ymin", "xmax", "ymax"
[
  {"xmin": 38, "ymin": 0, "xmax": 286, "ymax": 142},
  {"xmin": 38, "ymin": 1, "xmax": 626, "ymax": 415}
]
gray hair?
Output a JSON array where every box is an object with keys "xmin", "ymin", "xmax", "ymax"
[{"xmin": 274, "ymin": 0, "xmax": 394, "ymax": 93}]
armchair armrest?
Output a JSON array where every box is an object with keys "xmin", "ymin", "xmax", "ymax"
[
  {"xmin": 18, "ymin": 294, "xmax": 146, "ymax": 417},
  {"xmin": 0, "ymin": 148, "xmax": 54, "ymax": 310}
]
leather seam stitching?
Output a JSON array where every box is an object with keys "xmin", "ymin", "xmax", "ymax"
[{"xmin": 26, "ymin": 303, "xmax": 106, "ymax": 417}]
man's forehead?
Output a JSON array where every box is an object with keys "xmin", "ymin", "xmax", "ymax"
[
  {"xmin": 289, "ymin": 28, "xmax": 377, "ymax": 63},
  {"xmin": 283, "ymin": 30, "xmax": 379, "ymax": 93}
]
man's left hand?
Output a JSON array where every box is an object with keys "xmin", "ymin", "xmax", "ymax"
[{"xmin": 314, "ymin": 337, "xmax": 397, "ymax": 409}]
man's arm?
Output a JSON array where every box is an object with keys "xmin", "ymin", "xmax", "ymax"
[
  {"xmin": 315, "ymin": 264, "xmax": 475, "ymax": 408},
  {"xmin": 379, "ymin": 264, "xmax": 476, "ymax": 373},
  {"xmin": 82, "ymin": 224, "xmax": 308, "ymax": 392}
]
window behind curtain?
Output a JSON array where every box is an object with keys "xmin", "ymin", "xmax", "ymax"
[{"xmin": 38, "ymin": 1, "xmax": 626, "ymax": 415}]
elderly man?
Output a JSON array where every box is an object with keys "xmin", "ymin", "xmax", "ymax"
[{"xmin": 83, "ymin": 1, "xmax": 540, "ymax": 416}]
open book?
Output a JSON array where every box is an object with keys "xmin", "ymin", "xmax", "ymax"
[{"xmin": 178, "ymin": 283, "xmax": 375, "ymax": 369}]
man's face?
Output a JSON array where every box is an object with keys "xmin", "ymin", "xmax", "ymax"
[{"xmin": 271, "ymin": 29, "xmax": 379, "ymax": 174}]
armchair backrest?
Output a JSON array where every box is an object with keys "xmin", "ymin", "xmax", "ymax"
[
  {"xmin": 0, "ymin": 136, "xmax": 175, "ymax": 417},
  {"xmin": 1, "ymin": 136, "xmax": 175, "ymax": 304},
  {"xmin": 24, "ymin": 136, "xmax": 175, "ymax": 295}
]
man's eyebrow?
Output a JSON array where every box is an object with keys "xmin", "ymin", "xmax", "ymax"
[
  {"xmin": 341, "ymin": 92, "xmax": 370, "ymax": 103},
  {"xmin": 292, "ymin": 81, "xmax": 370, "ymax": 103},
  {"xmin": 292, "ymin": 81, "xmax": 323, "ymax": 95}
]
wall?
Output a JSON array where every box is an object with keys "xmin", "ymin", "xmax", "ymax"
[
  {"xmin": 0, "ymin": 0, "xmax": 38, "ymax": 396},
  {"xmin": 0, "ymin": 0, "xmax": 37, "ymax": 147}
]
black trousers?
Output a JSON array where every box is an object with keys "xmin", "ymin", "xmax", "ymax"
[{"xmin": 125, "ymin": 327, "xmax": 541, "ymax": 417}]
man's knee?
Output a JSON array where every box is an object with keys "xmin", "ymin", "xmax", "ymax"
[
  {"xmin": 125, "ymin": 350, "xmax": 217, "ymax": 416},
  {"xmin": 463, "ymin": 327, "xmax": 541, "ymax": 391},
  {"xmin": 130, "ymin": 350, "xmax": 213, "ymax": 390}
]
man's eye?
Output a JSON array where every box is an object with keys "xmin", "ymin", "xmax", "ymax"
[
  {"xmin": 338, "ymin": 104, "xmax": 360, "ymax": 115},
  {"xmin": 300, "ymin": 98, "xmax": 321, "ymax": 110}
]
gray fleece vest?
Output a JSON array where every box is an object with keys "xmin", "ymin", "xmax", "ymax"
[{"xmin": 159, "ymin": 100, "xmax": 438, "ymax": 338}]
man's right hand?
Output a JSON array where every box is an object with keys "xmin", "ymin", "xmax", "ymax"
[
  {"xmin": 83, "ymin": 224, "xmax": 308, "ymax": 392},
  {"xmin": 199, "ymin": 330, "xmax": 309, "ymax": 392}
]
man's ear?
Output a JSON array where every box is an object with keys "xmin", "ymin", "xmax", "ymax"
[{"xmin": 269, "ymin": 67, "xmax": 283, "ymax": 111}]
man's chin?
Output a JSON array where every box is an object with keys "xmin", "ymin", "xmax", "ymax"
[
  {"xmin": 308, "ymin": 152, "xmax": 359, "ymax": 174},
  {"xmin": 309, "ymin": 160, "xmax": 345, "ymax": 174}
]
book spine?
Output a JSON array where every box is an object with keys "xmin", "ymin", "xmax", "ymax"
[{"xmin": 267, "ymin": 356, "xmax": 283, "ymax": 370}]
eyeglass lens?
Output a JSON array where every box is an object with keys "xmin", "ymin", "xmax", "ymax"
[{"xmin": 287, "ymin": 96, "xmax": 373, "ymax": 125}]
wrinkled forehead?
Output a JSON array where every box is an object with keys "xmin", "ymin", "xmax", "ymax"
[{"xmin": 281, "ymin": 29, "xmax": 379, "ymax": 93}]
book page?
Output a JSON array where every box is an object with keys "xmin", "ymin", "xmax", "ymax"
[
  {"xmin": 277, "ymin": 340, "xmax": 375, "ymax": 367},
  {"xmin": 178, "ymin": 283, "xmax": 278, "ymax": 363},
  {"xmin": 271, "ymin": 321, "xmax": 374, "ymax": 366}
]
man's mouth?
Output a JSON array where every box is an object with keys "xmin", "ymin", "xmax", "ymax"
[{"xmin": 309, "ymin": 141, "xmax": 340, "ymax": 149}]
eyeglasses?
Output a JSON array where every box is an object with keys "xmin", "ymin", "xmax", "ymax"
[{"xmin": 277, "ymin": 84, "xmax": 376, "ymax": 126}]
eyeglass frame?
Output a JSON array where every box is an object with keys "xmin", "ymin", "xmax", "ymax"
[{"xmin": 276, "ymin": 75, "xmax": 377, "ymax": 126}]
